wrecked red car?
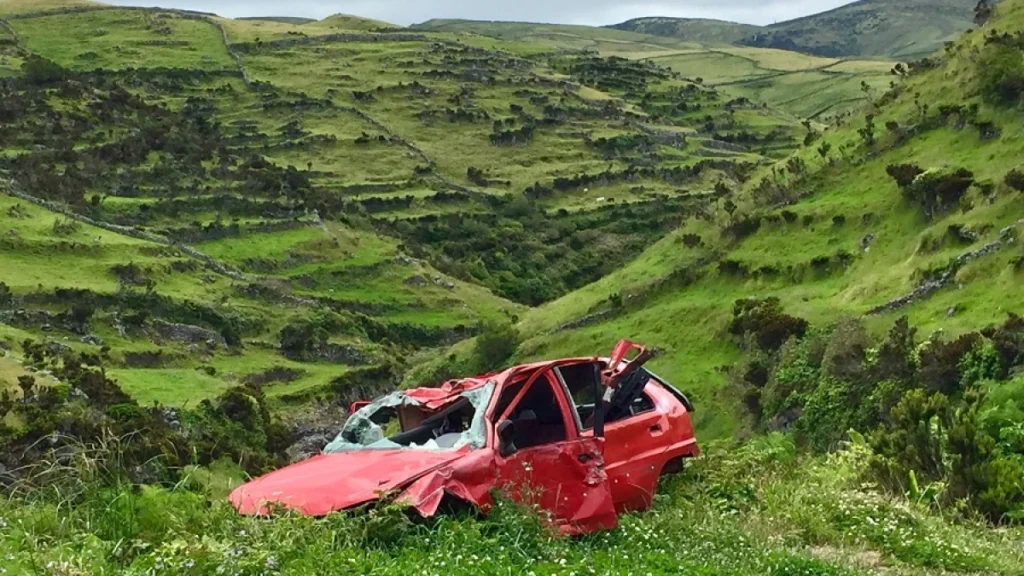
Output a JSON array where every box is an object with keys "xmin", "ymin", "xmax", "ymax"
[{"xmin": 230, "ymin": 340, "xmax": 699, "ymax": 534}]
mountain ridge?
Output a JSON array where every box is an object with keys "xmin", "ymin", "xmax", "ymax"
[{"xmin": 611, "ymin": 0, "xmax": 986, "ymax": 58}]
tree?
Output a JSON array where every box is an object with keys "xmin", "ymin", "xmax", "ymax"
[
  {"xmin": 858, "ymin": 114, "xmax": 876, "ymax": 147},
  {"xmin": 974, "ymin": 0, "xmax": 994, "ymax": 26},
  {"xmin": 722, "ymin": 199, "xmax": 738, "ymax": 221},
  {"xmin": 0, "ymin": 282, "xmax": 11, "ymax": 308},
  {"xmin": 977, "ymin": 44, "xmax": 1024, "ymax": 107},
  {"xmin": 21, "ymin": 55, "xmax": 66, "ymax": 86},
  {"xmin": 817, "ymin": 142, "xmax": 832, "ymax": 163},
  {"xmin": 472, "ymin": 320, "xmax": 520, "ymax": 371}
]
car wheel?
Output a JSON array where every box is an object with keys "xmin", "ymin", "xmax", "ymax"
[{"xmin": 660, "ymin": 456, "xmax": 685, "ymax": 476}]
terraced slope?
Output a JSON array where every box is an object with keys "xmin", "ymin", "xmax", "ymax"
[
  {"xmin": 414, "ymin": 18, "xmax": 894, "ymax": 121},
  {"xmin": 0, "ymin": 4, "xmax": 801, "ymax": 406}
]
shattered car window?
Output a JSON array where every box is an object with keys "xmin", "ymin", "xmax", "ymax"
[{"xmin": 323, "ymin": 382, "xmax": 495, "ymax": 453}]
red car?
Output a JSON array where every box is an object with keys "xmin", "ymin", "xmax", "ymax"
[{"xmin": 231, "ymin": 340, "xmax": 699, "ymax": 534}]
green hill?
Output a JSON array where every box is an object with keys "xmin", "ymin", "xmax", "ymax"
[
  {"xmin": 412, "ymin": 18, "xmax": 894, "ymax": 121},
  {"xmin": 609, "ymin": 16, "xmax": 761, "ymax": 45},
  {"xmin": 236, "ymin": 16, "xmax": 317, "ymax": 25},
  {"xmin": 613, "ymin": 0, "xmax": 985, "ymax": 58},
  {"xmin": 0, "ymin": 2, "xmax": 798, "ymax": 407}
]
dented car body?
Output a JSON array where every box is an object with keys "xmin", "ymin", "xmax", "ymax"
[{"xmin": 231, "ymin": 340, "xmax": 699, "ymax": 534}]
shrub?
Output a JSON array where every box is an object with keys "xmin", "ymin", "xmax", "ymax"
[
  {"xmin": 279, "ymin": 321, "xmax": 329, "ymax": 359},
  {"xmin": 901, "ymin": 167, "xmax": 975, "ymax": 217},
  {"xmin": 0, "ymin": 281, "xmax": 11, "ymax": 308},
  {"xmin": 21, "ymin": 55, "xmax": 66, "ymax": 86},
  {"xmin": 1005, "ymin": 169, "xmax": 1024, "ymax": 192},
  {"xmin": 722, "ymin": 215, "xmax": 761, "ymax": 241},
  {"xmin": 886, "ymin": 163, "xmax": 925, "ymax": 189},
  {"xmin": 681, "ymin": 233, "xmax": 702, "ymax": 248},
  {"xmin": 982, "ymin": 313, "xmax": 1024, "ymax": 377},
  {"xmin": 472, "ymin": 320, "xmax": 520, "ymax": 372},
  {"xmin": 946, "ymin": 390, "xmax": 1024, "ymax": 522},
  {"xmin": 869, "ymin": 389, "xmax": 950, "ymax": 492},
  {"xmin": 729, "ymin": 298, "xmax": 809, "ymax": 353},
  {"xmin": 919, "ymin": 333, "xmax": 982, "ymax": 396},
  {"xmin": 977, "ymin": 44, "xmax": 1024, "ymax": 106}
]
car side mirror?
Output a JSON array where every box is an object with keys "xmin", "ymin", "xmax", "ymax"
[{"xmin": 496, "ymin": 419, "xmax": 517, "ymax": 457}]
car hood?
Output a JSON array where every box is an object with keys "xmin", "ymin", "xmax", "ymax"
[{"xmin": 230, "ymin": 449, "xmax": 468, "ymax": 516}]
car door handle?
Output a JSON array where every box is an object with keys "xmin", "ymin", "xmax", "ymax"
[{"xmin": 649, "ymin": 424, "xmax": 662, "ymax": 433}]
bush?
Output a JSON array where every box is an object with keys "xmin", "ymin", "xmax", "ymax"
[
  {"xmin": 982, "ymin": 313, "xmax": 1024, "ymax": 377},
  {"xmin": 919, "ymin": 333, "xmax": 982, "ymax": 396},
  {"xmin": 729, "ymin": 298, "xmax": 809, "ymax": 353},
  {"xmin": 901, "ymin": 167, "xmax": 975, "ymax": 217},
  {"xmin": 21, "ymin": 55, "xmax": 67, "ymax": 86},
  {"xmin": 1005, "ymin": 169, "xmax": 1024, "ymax": 192},
  {"xmin": 472, "ymin": 320, "xmax": 521, "ymax": 372},
  {"xmin": 886, "ymin": 163, "xmax": 925, "ymax": 189},
  {"xmin": 977, "ymin": 43, "xmax": 1024, "ymax": 106},
  {"xmin": 279, "ymin": 320, "xmax": 329, "ymax": 359}
]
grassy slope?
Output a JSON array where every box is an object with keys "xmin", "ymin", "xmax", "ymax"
[
  {"xmin": 496, "ymin": 0, "xmax": 1024, "ymax": 439},
  {"xmin": 3, "ymin": 436, "xmax": 1023, "ymax": 575},
  {"xmin": 414, "ymin": 18, "xmax": 892, "ymax": 122},
  {"xmin": 1, "ymin": 5, "xmax": 753, "ymax": 406},
  {"xmin": 0, "ymin": 0, "xmax": 97, "ymax": 14},
  {"xmin": 608, "ymin": 17, "xmax": 761, "ymax": 44}
]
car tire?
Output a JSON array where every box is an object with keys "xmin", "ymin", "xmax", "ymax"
[{"xmin": 659, "ymin": 456, "xmax": 685, "ymax": 476}]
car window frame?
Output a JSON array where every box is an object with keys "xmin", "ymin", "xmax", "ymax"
[
  {"xmin": 493, "ymin": 366, "xmax": 580, "ymax": 450},
  {"xmin": 556, "ymin": 360, "xmax": 661, "ymax": 431}
]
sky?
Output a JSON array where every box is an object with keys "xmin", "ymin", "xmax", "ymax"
[{"xmin": 105, "ymin": 0, "xmax": 858, "ymax": 27}]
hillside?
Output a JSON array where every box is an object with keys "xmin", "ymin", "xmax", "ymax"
[
  {"xmin": 610, "ymin": 16, "xmax": 760, "ymax": 45},
  {"xmin": 413, "ymin": 18, "xmax": 894, "ymax": 121},
  {"xmin": 613, "ymin": 0, "xmax": 983, "ymax": 58},
  {"xmin": 0, "ymin": 2, "xmax": 805, "ymax": 408},
  {"xmin": 480, "ymin": 0, "xmax": 1024, "ymax": 439}
]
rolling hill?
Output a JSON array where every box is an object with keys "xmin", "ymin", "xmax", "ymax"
[
  {"xmin": 413, "ymin": 18, "xmax": 894, "ymax": 121},
  {"xmin": 613, "ymin": 0, "xmax": 985, "ymax": 58}
]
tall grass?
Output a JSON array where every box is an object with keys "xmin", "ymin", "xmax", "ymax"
[{"xmin": 2, "ymin": 433, "xmax": 1022, "ymax": 575}]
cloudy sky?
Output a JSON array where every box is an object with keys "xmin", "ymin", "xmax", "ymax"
[{"xmin": 106, "ymin": 0, "xmax": 856, "ymax": 27}]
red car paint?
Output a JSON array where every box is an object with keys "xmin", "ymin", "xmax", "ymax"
[{"xmin": 230, "ymin": 340, "xmax": 699, "ymax": 534}]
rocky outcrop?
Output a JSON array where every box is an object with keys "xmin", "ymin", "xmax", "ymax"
[
  {"xmin": 868, "ymin": 219, "xmax": 1023, "ymax": 315},
  {"xmin": 153, "ymin": 320, "xmax": 226, "ymax": 348}
]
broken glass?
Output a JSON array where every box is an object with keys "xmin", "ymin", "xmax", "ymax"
[{"xmin": 323, "ymin": 382, "xmax": 495, "ymax": 453}]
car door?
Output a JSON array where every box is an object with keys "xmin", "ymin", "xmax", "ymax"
[
  {"xmin": 600, "ymin": 385, "xmax": 670, "ymax": 512},
  {"xmin": 492, "ymin": 366, "xmax": 618, "ymax": 535}
]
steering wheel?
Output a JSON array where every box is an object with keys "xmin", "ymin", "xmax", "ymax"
[{"xmin": 432, "ymin": 416, "xmax": 451, "ymax": 438}]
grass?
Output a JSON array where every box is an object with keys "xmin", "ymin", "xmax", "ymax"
[
  {"xmin": 2, "ymin": 436, "xmax": 1021, "ymax": 575},
  {"xmin": 410, "ymin": 18, "xmax": 894, "ymax": 121},
  {"xmin": 0, "ymin": 0, "xmax": 97, "ymax": 14},
  {"xmin": 109, "ymin": 368, "xmax": 233, "ymax": 407},
  {"xmin": 10, "ymin": 9, "xmax": 234, "ymax": 70},
  {"xmin": 0, "ymin": 353, "xmax": 29, "ymax": 392}
]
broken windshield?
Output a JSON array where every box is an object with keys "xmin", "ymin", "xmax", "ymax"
[{"xmin": 323, "ymin": 382, "xmax": 495, "ymax": 453}]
